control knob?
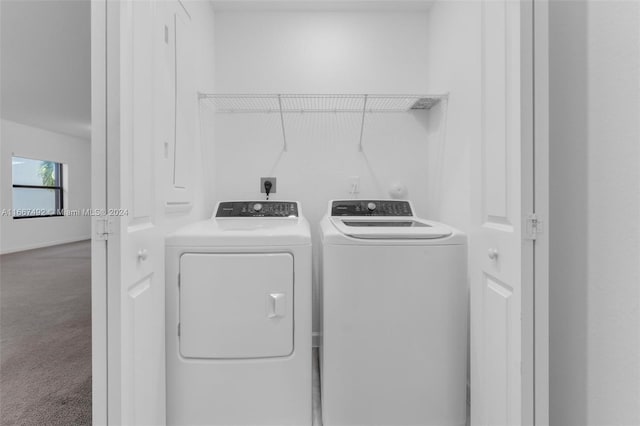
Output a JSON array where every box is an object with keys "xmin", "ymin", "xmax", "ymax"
[
  {"xmin": 253, "ymin": 203, "xmax": 263, "ymax": 212},
  {"xmin": 367, "ymin": 202, "xmax": 377, "ymax": 212}
]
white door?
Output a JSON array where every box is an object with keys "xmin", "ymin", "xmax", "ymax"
[
  {"xmin": 94, "ymin": 0, "xmax": 166, "ymax": 424},
  {"xmin": 93, "ymin": 0, "xmax": 198, "ymax": 422},
  {"xmin": 470, "ymin": 1, "xmax": 535, "ymax": 425},
  {"xmin": 94, "ymin": 0, "xmax": 198, "ymax": 423},
  {"xmin": 111, "ymin": 0, "xmax": 165, "ymax": 424}
]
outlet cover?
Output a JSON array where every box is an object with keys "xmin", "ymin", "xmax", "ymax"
[
  {"xmin": 348, "ymin": 176, "xmax": 360, "ymax": 194},
  {"xmin": 260, "ymin": 177, "xmax": 277, "ymax": 194}
]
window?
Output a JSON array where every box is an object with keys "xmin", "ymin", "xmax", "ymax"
[{"xmin": 12, "ymin": 156, "xmax": 64, "ymax": 218}]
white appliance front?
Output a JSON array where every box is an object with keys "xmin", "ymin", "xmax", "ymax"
[
  {"xmin": 180, "ymin": 252, "xmax": 294, "ymax": 359},
  {"xmin": 321, "ymin": 200, "xmax": 467, "ymax": 426},
  {"xmin": 322, "ymin": 243, "xmax": 467, "ymax": 426},
  {"xmin": 166, "ymin": 201, "xmax": 312, "ymax": 426}
]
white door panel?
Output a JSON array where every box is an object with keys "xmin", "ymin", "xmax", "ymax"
[
  {"xmin": 105, "ymin": 1, "xmax": 165, "ymax": 424},
  {"xmin": 483, "ymin": 274, "xmax": 515, "ymax": 425},
  {"xmin": 101, "ymin": 1, "xmax": 199, "ymax": 423},
  {"xmin": 173, "ymin": 10, "xmax": 195, "ymax": 191},
  {"xmin": 130, "ymin": 0, "xmax": 154, "ymax": 219},
  {"xmin": 471, "ymin": 1, "xmax": 533, "ymax": 425},
  {"xmin": 124, "ymin": 275, "xmax": 155, "ymax": 425},
  {"xmin": 164, "ymin": 1, "xmax": 194, "ymax": 207}
]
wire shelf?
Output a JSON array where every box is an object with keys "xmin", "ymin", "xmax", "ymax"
[
  {"xmin": 199, "ymin": 93, "xmax": 448, "ymax": 152},
  {"xmin": 199, "ymin": 93, "xmax": 446, "ymax": 113}
]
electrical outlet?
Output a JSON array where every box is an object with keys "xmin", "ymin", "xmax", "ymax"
[
  {"xmin": 260, "ymin": 177, "xmax": 277, "ymax": 194},
  {"xmin": 348, "ymin": 176, "xmax": 360, "ymax": 194}
]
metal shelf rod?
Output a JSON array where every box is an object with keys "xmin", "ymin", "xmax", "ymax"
[
  {"xmin": 358, "ymin": 94, "xmax": 368, "ymax": 152},
  {"xmin": 277, "ymin": 94, "xmax": 288, "ymax": 152}
]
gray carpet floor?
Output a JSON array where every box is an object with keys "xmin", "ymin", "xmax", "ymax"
[{"xmin": 1, "ymin": 240, "xmax": 92, "ymax": 426}]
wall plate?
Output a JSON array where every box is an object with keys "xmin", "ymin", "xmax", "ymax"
[{"xmin": 260, "ymin": 177, "xmax": 277, "ymax": 194}]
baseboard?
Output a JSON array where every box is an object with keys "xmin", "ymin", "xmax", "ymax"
[{"xmin": 0, "ymin": 236, "xmax": 91, "ymax": 255}]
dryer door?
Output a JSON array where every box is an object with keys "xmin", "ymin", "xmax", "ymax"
[{"xmin": 179, "ymin": 252, "xmax": 294, "ymax": 359}]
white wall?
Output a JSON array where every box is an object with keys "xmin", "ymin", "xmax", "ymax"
[
  {"xmin": 424, "ymin": 0, "xmax": 481, "ymax": 407},
  {"xmin": 211, "ymin": 10, "xmax": 441, "ymax": 333},
  {"xmin": 214, "ymin": 11, "xmax": 431, "ymax": 94},
  {"xmin": 0, "ymin": 119, "xmax": 91, "ymax": 253},
  {"xmin": 550, "ymin": 1, "xmax": 640, "ymax": 425},
  {"xmin": 0, "ymin": 0, "xmax": 91, "ymax": 140},
  {"xmin": 425, "ymin": 1, "xmax": 480, "ymax": 231}
]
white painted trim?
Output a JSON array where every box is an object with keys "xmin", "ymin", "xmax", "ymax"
[
  {"xmin": 520, "ymin": 1, "xmax": 536, "ymax": 424},
  {"xmin": 90, "ymin": 0, "xmax": 108, "ymax": 424},
  {"xmin": 312, "ymin": 332, "xmax": 322, "ymax": 348},
  {"xmin": 0, "ymin": 236, "xmax": 91, "ymax": 255},
  {"xmin": 105, "ymin": 0, "xmax": 124, "ymax": 423},
  {"xmin": 533, "ymin": 0, "xmax": 550, "ymax": 424}
]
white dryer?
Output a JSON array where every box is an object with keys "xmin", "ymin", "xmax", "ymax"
[
  {"xmin": 320, "ymin": 199, "xmax": 467, "ymax": 426},
  {"xmin": 166, "ymin": 201, "xmax": 312, "ymax": 426}
]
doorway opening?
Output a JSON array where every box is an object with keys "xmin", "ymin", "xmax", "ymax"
[{"xmin": 0, "ymin": 1, "xmax": 93, "ymax": 424}]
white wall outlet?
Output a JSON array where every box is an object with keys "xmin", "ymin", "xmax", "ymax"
[
  {"xmin": 349, "ymin": 176, "xmax": 360, "ymax": 194},
  {"xmin": 260, "ymin": 177, "xmax": 277, "ymax": 194}
]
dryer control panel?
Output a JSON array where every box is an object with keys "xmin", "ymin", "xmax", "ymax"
[
  {"xmin": 216, "ymin": 201, "xmax": 299, "ymax": 217},
  {"xmin": 331, "ymin": 200, "xmax": 413, "ymax": 216}
]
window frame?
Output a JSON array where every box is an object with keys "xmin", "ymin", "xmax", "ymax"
[{"xmin": 12, "ymin": 158, "xmax": 65, "ymax": 219}]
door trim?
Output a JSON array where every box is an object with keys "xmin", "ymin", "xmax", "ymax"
[
  {"xmin": 533, "ymin": 0, "xmax": 550, "ymax": 424},
  {"xmin": 90, "ymin": 0, "xmax": 108, "ymax": 424},
  {"xmin": 522, "ymin": 1, "xmax": 536, "ymax": 423}
]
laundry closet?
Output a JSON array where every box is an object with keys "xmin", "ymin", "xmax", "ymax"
[
  {"xmin": 92, "ymin": 1, "xmax": 544, "ymax": 425},
  {"xmin": 203, "ymin": 3, "xmax": 478, "ymax": 339}
]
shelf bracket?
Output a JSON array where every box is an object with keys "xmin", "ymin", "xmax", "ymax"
[
  {"xmin": 358, "ymin": 94, "xmax": 368, "ymax": 152},
  {"xmin": 277, "ymin": 94, "xmax": 288, "ymax": 152}
]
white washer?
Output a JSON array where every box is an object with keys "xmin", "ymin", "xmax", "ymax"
[
  {"xmin": 320, "ymin": 199, "xmax": 467, "ymax": 426},
  {"xmin": 166, "ymin": 201, "xmax": 312, "ymax": 426}
]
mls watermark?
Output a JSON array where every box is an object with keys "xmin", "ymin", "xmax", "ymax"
[{"xmin": 1, "ymin": 208, "xmax": 129, "ymax": 217}]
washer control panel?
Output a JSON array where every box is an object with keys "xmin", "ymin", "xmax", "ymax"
[
  {"xmin": 216, "ymin": 201, "xmax": 299, "ymax": 217},
  {"xmin": 331, "ymin": 200, "xmax": 413, "ymax": 216}
]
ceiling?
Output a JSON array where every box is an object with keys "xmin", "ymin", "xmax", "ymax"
[
  {"xmin": 0, "ymin": 0, "xmax": 432, "ymax": 140},
  {"xmin": 1, "ymin": 0, "xmax": 91, "ymax": 140}
]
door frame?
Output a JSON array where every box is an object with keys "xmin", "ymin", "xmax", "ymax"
[
  {"xmin": 90, "ymin": 0, "xmax": 551, "ymax": 424},
  {"xmin": 533, "ymin": 0, "xmax": 550, "ymax": 424},
  {"xmin": 91, "ymin": 0, "xmax": 108, "ymax": 424},
  {"xmin": 518, "ymin": 0, "xmax": 550, "ymax": 423}
]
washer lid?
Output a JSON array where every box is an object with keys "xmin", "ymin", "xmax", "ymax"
[{"xmin": 330, "ymin": 217, "xmax": 452, "ymax": 239}]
